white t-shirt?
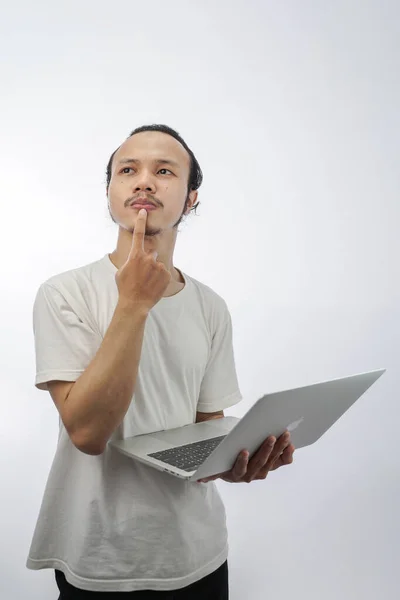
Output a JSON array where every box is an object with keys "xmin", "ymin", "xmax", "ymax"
[{"xmin": 26, "ymin": 254, "xmax": 243, "ymax": 593}]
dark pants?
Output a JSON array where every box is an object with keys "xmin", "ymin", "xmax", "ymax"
[{"xmin": 55, "ymin": 560, "xmax": 229, "ymax": 599}]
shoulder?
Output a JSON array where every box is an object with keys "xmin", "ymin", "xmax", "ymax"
[
  {"xmin": 184, "ymin": 273, "xmax": 229, "ymax": 313},
  {"xmin": 183, "ymin": 273, "xmax": 232, "ymax": 335},
  {"xmin": 37, "ymin": 255, "xmax": 111, "ymax": 299},
  {"xmin": 33, "ymin": 258, "xmax": 111, "ymax": 337}
]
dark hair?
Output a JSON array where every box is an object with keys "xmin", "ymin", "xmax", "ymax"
[{"xmin": 106, "ymin": 124, "xmax": 202, "ymax": 219}]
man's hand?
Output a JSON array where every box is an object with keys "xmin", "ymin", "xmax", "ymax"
[{"xmin": 197, "ymin": 431, "xmax": 295, "ymax": 483}]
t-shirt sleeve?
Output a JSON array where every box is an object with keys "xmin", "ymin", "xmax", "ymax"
[
  {"xmin": 197, "ymin": 300, "xmax": 243, "ymax": 413},
  {"xmin": 33, "ymin": 283, "xmax": 102, "ymax": 391}
]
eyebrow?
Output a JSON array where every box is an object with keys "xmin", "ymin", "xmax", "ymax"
[{"xmin": 117, "ymin": 158, "xmax": 181, "ymax": 169}]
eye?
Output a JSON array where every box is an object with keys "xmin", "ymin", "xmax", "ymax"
[{"xmin": 119, "ymin": 167, "xmax": 173, "ymax": 175}]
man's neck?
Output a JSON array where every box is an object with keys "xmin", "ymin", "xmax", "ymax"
[{"xmin": 108, "ymin": 251, "xmax": 183, "ymax": 289}]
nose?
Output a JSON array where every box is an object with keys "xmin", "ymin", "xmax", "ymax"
[{"xmin": 133, "ymin": 170, "xmax": 156, "ymax": 194}]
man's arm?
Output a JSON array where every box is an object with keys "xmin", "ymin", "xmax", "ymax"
[
  {"xmin": 48, "ymin": 301, "xmax": 150, "ymax": 455},
  {"xmin": 195, "ymin": 410, "xmax": 224, "ymax": 423}
]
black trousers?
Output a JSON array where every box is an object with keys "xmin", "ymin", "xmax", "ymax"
[{"xmin": 55, "ymin": 561, "xmax": 228, "ymax": 599}]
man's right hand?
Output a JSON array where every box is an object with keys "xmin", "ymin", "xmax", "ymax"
[{"xmin": 115, "ymin": 209, "xmax": 172, "ymax": 311}]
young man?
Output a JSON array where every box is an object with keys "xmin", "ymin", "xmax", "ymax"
[{"xmin": 26, "ymin": 125, "xmax": 295, "ymax": 599}]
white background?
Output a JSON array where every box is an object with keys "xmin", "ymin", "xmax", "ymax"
[{"xmin": 1, "ymin": 1, "xmax": 399, "ymax": 598}]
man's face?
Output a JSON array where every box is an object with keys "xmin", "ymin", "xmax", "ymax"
[{"xmin": 107, "ymin": 131, "xmax": 197, "ymax": 238}]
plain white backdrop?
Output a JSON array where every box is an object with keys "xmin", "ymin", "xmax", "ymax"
[{"xmin": 1, "ymin": 1, "xmax": 399, "ymax": 598}]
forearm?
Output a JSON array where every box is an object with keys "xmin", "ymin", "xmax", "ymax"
[
  {"xmin": 195, "ymin": 411, "xmax": 224, "ymax": 423},
  {"xmin": 66, "ymin": 301, "xmax": 149, "ymax": 454}
]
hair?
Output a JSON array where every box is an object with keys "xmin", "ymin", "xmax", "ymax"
[{"xmin": 106, "ymin": 124, "xmax": 203, "ymax": 223}]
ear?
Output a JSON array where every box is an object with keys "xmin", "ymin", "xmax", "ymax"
[{"xmin": 186, "ymin": 189, "xmax": 198, "ymax": 213}]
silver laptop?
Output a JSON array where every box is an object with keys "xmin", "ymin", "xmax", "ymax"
[{"xmin": 110, "ymin": 368, "xmax": 386, "ymax": 482}]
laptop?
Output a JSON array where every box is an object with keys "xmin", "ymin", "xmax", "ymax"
[{"xmin": 110, "ymin": 368, "xmax": 386, "ymax": 482}]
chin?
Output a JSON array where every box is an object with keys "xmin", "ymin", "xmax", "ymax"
[
  {"xmin": 144, "ymin": 229, "xmax": 162, "ymax": 238},
  {"xmin": 127, "ymin": 224, "xmax": 162, "ymax": 238}
]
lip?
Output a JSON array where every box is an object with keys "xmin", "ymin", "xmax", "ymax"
[{"xmin": 130, "ymin": 202, "xmax": 157, "ymax": 211}]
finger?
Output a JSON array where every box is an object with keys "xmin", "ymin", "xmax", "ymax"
[
  {"xmin": 230, "ymin": 450, "xmax": 249, "ymax": 481},
  {"xmin": 131, "ymin": 208, "xmax": 147, "ymax": 253},
  {"xmin": 249, "ymin": 438, "xmax": 280, "ymax": 480},
  {"xmin": 257, "ymin": 449, "xmax": 285, "ymax": 477},
  {"xmin": 281, "ymin": 444, "xmax": 295, "ymax": 464},
  {"xmin": 270, "ymin": 444, "xmax": 295, "ymax": 471},
  {"xmin": 247, "ymin": 437, "xmax": 275, "ymax": 471},
  {"xmin": 269, "ymin": 431, "xmax": 291, "ymax": 463}
]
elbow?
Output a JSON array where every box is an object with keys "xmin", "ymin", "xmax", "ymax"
[
  {"xmin": 77, "ymin": 443, "xmax": 106, "ymax": 456},
  {"xmin": 70, "ymin": 431, "xmax": 107, "ymax": 456}
]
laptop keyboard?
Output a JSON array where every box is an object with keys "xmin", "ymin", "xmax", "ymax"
[{"xmin": 148, "ymin": 435, "xmax": 227, "ymax": 472}]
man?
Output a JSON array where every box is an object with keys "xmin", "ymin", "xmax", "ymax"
[{"xmin": 26, "ymin": 124, "xmax": 295, "ymax": 598}]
